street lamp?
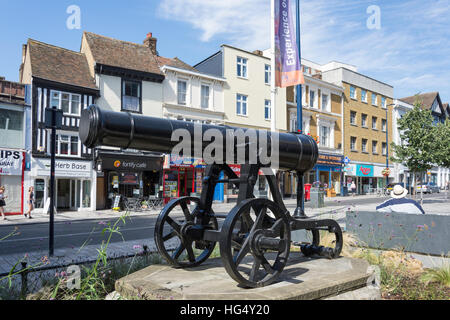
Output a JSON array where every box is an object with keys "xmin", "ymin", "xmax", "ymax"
[{"xmin": 385, "ymin": 103, "xmax": 396, "ymax": 187}]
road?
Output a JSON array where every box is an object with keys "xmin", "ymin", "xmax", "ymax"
[{"xmin": 0, "ymin": 193, "xmax": 443, "ymax": 256}]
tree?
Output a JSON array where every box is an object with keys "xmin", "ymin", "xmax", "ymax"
[
  {"xmin": 433, "ymin": 118, "xmax": 450, "ymax": 198},
  {"xmin": 390, "ymin": 100, "xmax": 435, "ymax": 205}
]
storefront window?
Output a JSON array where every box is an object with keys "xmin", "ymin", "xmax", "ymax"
[
  {"xmin": 34, "ymin": 179, "xmax": 45, "ymax": 209},
  {"xmin": 82, "ymin": 180, "xmax": 91, "ymax": 208}
]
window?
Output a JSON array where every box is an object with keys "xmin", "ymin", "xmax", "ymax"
[
  {"xmin": 264, "ymin": 100, "xmax": 271, "ymax": 120},
  {"xmin": 381, "ymin": 97, "xmax": 387, "ymax": 109},
  {"xmin": 237, "ymin": 57, "xmax": 248, "ymax": 78},
  {"xmin": 362, "ymin": 114, "xmax": 368, "ymax": 127},
  {"xmin": 372, "ymin": 93, "xmax": 378, "ymax": 106},
  {"xmin": 51, "ymin": 91, "xmax": 81, "ymax": 115},
  {"xmin": 372, "ymin": 141, "xmax": 378, "ymax": 154},
  {"xmin": 201, "ymin": 84, "xmax": 210, "ymax": 109},
  {"xmin": 122, "ymin": 80, "xmax": 141, "ymax": 112},
  {"xmin": 177, "ymin": 80, "xmax": 187, "ymax": 106},
  {"xmin": 350, "ymin": 137, "xmax": 357, "ymax": 151},
  {"xmin": 304, "ymin": 66, "xmax": 311, "ymax": 74},
  {"xmin": 236, "ymin": 94, "xmax": 247, "ymax": 116},
  {"xmin": 382, "ymin": 119, "xmax": 387, "ymax": 132},
  {"xmin": 361, "ymin": 89, "xmax": 367, "ymax": 103},
  {"xmin": 55, "ymin": 134, "xmax": 79, "ymax": 156},
  {"xmin": 319, "ymin": 126, "xmax": 330, "ymax": 148},
  {"xmin": 265, "ymin": 65, "xmax": 271, "ymax": 84},
  {"xmin": 350, "ymin": 111, "xmax": 357, "ymax": 125},
  {"xmin": 362, "ymin": 139, "xmax": 368, "ymax": 153},
  {"xmin": 350, "ymin": 86, "xmax": 356, "ymax": 99},
  {"xmin": 0, "ymin": 108, "xmax": 24, "ymax": 149},
  {"xmin": 310, "ymin": 91, "xmax": 315, "ymax": 108},
  {"xmin": 382, "ymin": 142, "xmax": 387, "ymax": 156},
  {"xmin": 372, "ymin": 117, "xmax": 378, "ymax": 130},
  {"xmin": 322, "ymin": 94, "xmax": 329, "ymax": 111}
]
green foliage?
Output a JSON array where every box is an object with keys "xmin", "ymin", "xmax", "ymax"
[
  {"xmin": 390, "ymin": 99, "xmax": 436, "ymax": 173},
  {"xmin": 433, "ymin": 118, "xmax": 450, "ymax": 168},
  {"xmin": 420, "ymin": 263, "xmax": 450, "ymax": 288}
]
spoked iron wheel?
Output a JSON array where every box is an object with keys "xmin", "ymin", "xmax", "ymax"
[
  {"xmin": 154, "ymin": 197, "xmax": 218, "ymax": 268},
  {"xmin": 220, "ymin": 198, "xmax": 291, "ymax": 288},
  {"xmin": 299, "ymin": 221, "xmax": 343, "ymax": 259}
]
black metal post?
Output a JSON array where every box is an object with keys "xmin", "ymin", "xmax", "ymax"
[
  {"xmin": 49, "ymin": 106, "xmax": 56, "ymax": 257},
  {"xmin": 386, "ymin": 105, "xmax": 389, "ymax": 187}
]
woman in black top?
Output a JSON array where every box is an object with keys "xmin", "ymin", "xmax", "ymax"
[{"xmin": 25, "ymin": 186, "xmax": 34, "ymax": 219}]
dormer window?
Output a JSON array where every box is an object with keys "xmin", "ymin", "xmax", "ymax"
[{"xmin": 122, "ymin": 80, "xmax": 141, "ymax": 113}]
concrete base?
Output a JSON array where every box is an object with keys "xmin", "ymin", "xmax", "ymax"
[{"xmin": 115, "ymin": 255, "xmax": 372, "ymax": 300}]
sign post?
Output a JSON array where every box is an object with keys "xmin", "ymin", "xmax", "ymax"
[{"xmin": 45, "ymin": 106, "xmax": 63, "ymax": 257}]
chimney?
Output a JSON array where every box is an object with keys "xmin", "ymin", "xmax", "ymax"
[
  {"xmin": 253, "ymin": 50, "xmax": 263, "ymax": 56},
  {"xmin": 143, "ymin": 32, "xmax": 157, "ymax": 55}
]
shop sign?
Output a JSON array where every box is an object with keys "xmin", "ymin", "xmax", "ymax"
[
  {"xmin": 316, "ymin": 154, "xmax": 344, "ymax": 167},
  {"xmin": 101, "ymin": 155, "xmax": 162, "ymax": 172},
  {"xmin": 120, "ymin": 173, "xmax": 139, "ymax": 185},
  {"xmin": 356, "ymin": 165, "xmax": 374, "ymax": 177},
  {"xmin": 314, "ymin": 165, "xmax": 342, "ymax": 173},
  {"xmin": 170, "ymin": 156, "xmax": 206, "ymax": 168},
  {"xmin": 0, "ymin": 149, "xmax": 23, "ymax": 176},
  {"xmin": 36, "ymin": 159, "xmax": 92, "ymax": 178},
  {"xmin": 343, "ymin": 164, "xmax": 356, "ymax": 176}
]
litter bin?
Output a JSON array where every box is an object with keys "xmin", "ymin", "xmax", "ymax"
[
  {"xmin": 304, "ymin": 183, "xmax": 312, "ymax": 202},
  {"xmin": 310, "ymin": 187, "xmax": 325, "ymax": 208},
  {"xmin": 342, "ymin": 186, "xmax": 349, "ymax": 197}
]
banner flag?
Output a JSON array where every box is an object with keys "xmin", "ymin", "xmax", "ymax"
[{"xmin": 274, "ymin": 0, "xmax": 304, "ymax": 88}]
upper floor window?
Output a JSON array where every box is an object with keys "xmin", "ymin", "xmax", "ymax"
[
  {"xmin": 362, "ymin": 139, "xmax": 368, "ymax": 153},
  {"xmin": 237, "ymin": 57, "xmax": 248, "ymax": 78},
  {"xmin": 382, "ymin": 119, "xmax": 387, "ymax": 132},
  {"xmin": 0, "ymin": 108, "xmax": 23, "ymax": 149},
  {"xmin": 201, "ymin": 84, "xmax": 210, "ymax": 109},
  {"xmin": 372, "ymin": 141, "xmax": 378, "ymax": 154},
  {"xmin": 319, "ymin": 126, "xmax": 330, "ymax": 148},
  {"xmin": 372, "ymin": 117, "xmax": 378, "ymax": 130},
  {"xmin": 51, "ymin": 90, "xmax": 81, "ymax": 116},
  {"xmin": 264, "ymin": 100, "xmax": 271, "ymax": 120},
  {"xmin": 382, "ymin": 142, "xmax": 387, "ymax": 156},
  {"xmin": 362, "ymin": 114, "xmax": 368, "ymax": 127},
  {"xmin": 350, "ymin": 111, "xmax": 357, "ymax": 125},
  {"xmin": 236, "ymin": 94, "xmax": 247, "ymax": 116},
  {"xmin": 350, "ymin": 137, "xmax": 357, "ymax": 151},
  {"xmin": 322, "ymin": 94, "xmax": 329, "ymax": 111},
  {"xmin": 304, "ymin": 66, "xmax": 311, "ymax": 74},
  {"xmin": 55, "ymin": 134, "xmax": 79, "ymax": 157},
  {"xmin": 265, "ymin": 65, "xmax": 271, "ymax": 84},
  {"xmin": 122, "ymin": 80, "xmax": 141, "ymax": 113},
  {"xmin": 350, "ymin": 86, "xmax": 356, "ymax": 100},
  {"xmin": 177, "ymin": 80, "xmax": 187, "ymax": 105},
  {"xmin": 381, "ymin": 97, "xmax": 387, "ymax": 109},
  {"xmin": 309, "ymin": 90, "xmax": 315, "ymax": 108},
  {"xmin": 361, "ymin": 89, "xmax": 367, "ymax": 103},
  {"xmin": 372, "ymin": 93, "xmax": 378, "ymax": 106}
]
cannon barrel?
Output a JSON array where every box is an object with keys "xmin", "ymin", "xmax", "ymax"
[{"xmin": 79, "ymin": 105, "xmax": 318, "ymax": 172}]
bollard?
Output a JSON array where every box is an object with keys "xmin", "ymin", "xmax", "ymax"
[{"xmin": 20, "ymin": 261, "xmax": 28, "ymax": 300}]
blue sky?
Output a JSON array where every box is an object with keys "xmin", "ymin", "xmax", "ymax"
[{"xmin": 1, "ymin": 0, "xmax": 449, "ymax": 102}]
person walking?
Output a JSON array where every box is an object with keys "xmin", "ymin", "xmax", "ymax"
[
  {"xmin": 376, "ymin": 184, "xmax": 425, "ymax": 214},
  {"xmin": 24, "ymin": 186, "xmax": 34, "ymax": 219},
  {"xmin": 351, "ymin": 181, "xmax": 357, "ymax": 196},
  {"xmin": 0, "ymin": 186, "xmax": 8, "ymax": 221}
]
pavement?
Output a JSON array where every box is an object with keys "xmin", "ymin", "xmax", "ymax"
[{"xmin": 0, "ymin": 193, "xmax": 448, "ymax": 277}]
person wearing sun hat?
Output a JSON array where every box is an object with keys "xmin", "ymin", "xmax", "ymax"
[{"xmin": 376, "ymin": 184, "xmax": 425, "ymax": 214}]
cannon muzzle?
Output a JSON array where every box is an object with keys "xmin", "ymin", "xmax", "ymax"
[{"xmin": 79, "ymin": 105, "xmax": 318, "ymax": 173}]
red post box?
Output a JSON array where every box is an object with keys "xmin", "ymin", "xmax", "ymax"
[{"xmin": 304, "ymin": 184, "xmax": 312, "ymax": 202}]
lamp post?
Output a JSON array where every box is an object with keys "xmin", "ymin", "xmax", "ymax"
[{"xmin": 385, "ymin": 103, "xmax": 396, "ymax": 187}]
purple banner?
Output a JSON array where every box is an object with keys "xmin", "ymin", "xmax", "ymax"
[{"xmin": 274, "ymin": 0, "xmax": 304, "ymax": 88}]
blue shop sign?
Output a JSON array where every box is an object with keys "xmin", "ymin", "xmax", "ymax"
[{"xmin": 314, "ymin": 165, "xmax": 342, "ymax": 173}]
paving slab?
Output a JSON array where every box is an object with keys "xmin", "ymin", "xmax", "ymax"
[{"xmin": 115, "ymin": 255, "xmax": 371, "ymax": 300}]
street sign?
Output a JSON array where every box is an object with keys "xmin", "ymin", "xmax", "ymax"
[{"xmin": 343, "ymin": 157, "xmax": 350, "ymax": 165}]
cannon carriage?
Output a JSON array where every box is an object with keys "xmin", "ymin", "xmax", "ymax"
[{"xmin": 80, "ymin": 105, "xmax": 343, "ymax": 288}]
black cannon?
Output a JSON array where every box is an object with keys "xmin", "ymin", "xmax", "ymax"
[{"xmin": 80, "ymin": 105, "xmax": 343, "ymax": 288}]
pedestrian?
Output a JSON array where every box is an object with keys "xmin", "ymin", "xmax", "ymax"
[
  {"xmin": 351, "ymin": 181, "xmax": 357, "ymax": 196},
  {"xmin": 24, "ymin": 186, "xmax": 34, "ymax": 219},
  {"xmin": 0, "ymin": 186, "xmax": 8, "ymax": 221},
  {"xmin": 376, "ymin": 184, "xmax": 425, "ymax": 214}
]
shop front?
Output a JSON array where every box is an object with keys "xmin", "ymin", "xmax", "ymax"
[
  {"xmin": 163, "ymin": 156, "xmax": 206, "ymax": 204},
  {"xmin": 344, "ymin": 163, "xmax": 394, "ymax": 195},
  {"xmin": 31, "ymin": 157, "xmax": 95, "ymax": 212},
  {"xmin": 97, "ymin": 152, "xmax": 164, "ymax": 209},
  {"xmin": 0, "ymin": 149, "xmax": 25, "ymax": 215}
]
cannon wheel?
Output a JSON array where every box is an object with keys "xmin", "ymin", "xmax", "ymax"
[
  {"xmin": 154, "ymin": 197, "xmax": 218, "ymax": 268},
  {"xmin": 220, "ymin": 198, "xmax": 291, "ymax": 288}
]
